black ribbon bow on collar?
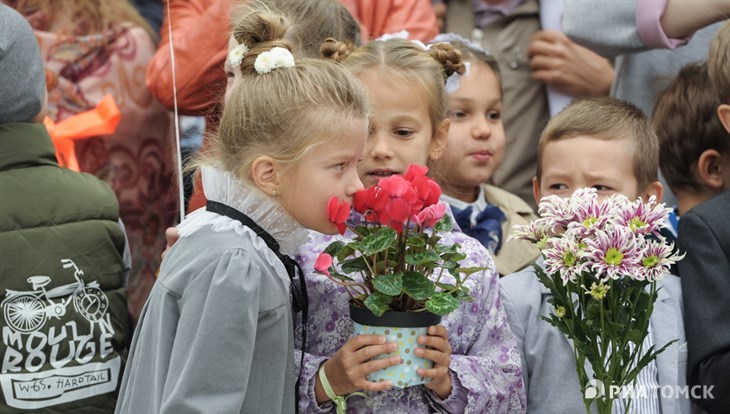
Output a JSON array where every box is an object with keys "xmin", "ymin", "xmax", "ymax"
[
  {"xmin": 450, "ymin": 204, "xmax": 507, "ymax": 254},
  {"xmin": 206, "ymin": 200, "xmax": 308, "ymax": 313}
]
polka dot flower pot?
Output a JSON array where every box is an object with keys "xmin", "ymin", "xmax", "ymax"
[{"xmin": 349, "ymin": 303, "xmax": 442, "ymax": 388}]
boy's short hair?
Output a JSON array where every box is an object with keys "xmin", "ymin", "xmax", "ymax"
[
  {"xmin": 653, "ymin": 62, "xmax": 730, "ymax": 193},
  {"xmin": 708, "ymin": 20, "xmax": 730, "ymax": 103},
  {"xmin": 536, "ymin": 97, "xmax": 659, "ymax": 191}
]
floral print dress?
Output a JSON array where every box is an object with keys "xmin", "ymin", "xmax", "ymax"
[{"xmin": 294, "ymin": 213, "xmax": 527, "ymax": 413}]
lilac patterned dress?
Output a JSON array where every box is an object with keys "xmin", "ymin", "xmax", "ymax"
[{"xmin": 294, "ymin": 213, "xmax": 527, "ymax": 413}]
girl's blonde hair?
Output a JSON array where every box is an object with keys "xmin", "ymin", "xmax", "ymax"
[
  {"xmin": 204, "ymin": 8, "xmax": 368, "ymax": 185},
  {"xmin": 232, "ymin": 0, "xmax": 361, "ymax": 58},
  {"xmin": 12, "ymin": 0, "xmax": 155, "ymax": 39},
  {"xmin": 321, "ymin": 38, "xmax": 466, "ymax": 135}
]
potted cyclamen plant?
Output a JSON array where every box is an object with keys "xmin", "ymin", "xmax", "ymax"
[{"xmin": 314, "ymin": 165, "xmax": 485, "ymax": 387}]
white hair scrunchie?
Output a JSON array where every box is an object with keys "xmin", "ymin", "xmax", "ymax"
[
  {"xmin": 254, "ymin": 47, "xmax": 295, "ymax": 74},
  {"xmin": 228, "ymin": 43, "xmax": 249, "ymax": 67}
]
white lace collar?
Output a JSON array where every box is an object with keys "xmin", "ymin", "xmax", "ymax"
[{"xmin": 178, "ymin": 166, "xmax": 309, "ymax": 256}]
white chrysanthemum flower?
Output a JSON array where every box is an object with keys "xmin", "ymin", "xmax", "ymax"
[
  {"xmin": 227, "ymin": 43, "xmax": 249, "ymax": 67},
  {"xmin": 254, "ymin": 47, "xmax": 295, "ymax": 74}
]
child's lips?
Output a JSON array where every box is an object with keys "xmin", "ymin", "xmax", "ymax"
[
  {"xmin": 367, "ymin": 169, "xmax": 399, "ymax": 177},
  {"xmin": 469, "ymin": 150, "xmax": 492, "ymax": 163}
]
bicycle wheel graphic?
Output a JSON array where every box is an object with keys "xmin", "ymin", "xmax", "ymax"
[
  {"xmin": 73, "ymin": 287, "xmax": 108, "ymax": 322},
  {"xmin": 3, "ymin": 294, "xmax": 46, "ymax": 333}
]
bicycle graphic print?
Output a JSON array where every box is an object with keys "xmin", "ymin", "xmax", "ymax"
[{"xmin": 2, "ymin": 259, "xmax": 109, "ymax": 333}]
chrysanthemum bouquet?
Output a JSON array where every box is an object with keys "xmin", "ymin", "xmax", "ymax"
[
  {"xmin": 314, "ymin": 165, "xmax": 485, "ymax": 317},
  {"xmin": 512, "ymin": 188, "xmax": 684, "ymax": 414}
]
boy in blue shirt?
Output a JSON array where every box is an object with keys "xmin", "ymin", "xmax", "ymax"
[{"xmin": 500, "ymin": 97, "xmax": 694, "ymax": 413}]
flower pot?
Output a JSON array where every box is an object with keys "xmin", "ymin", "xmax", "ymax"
[{"xmin": 349, "ymin": 303, "xmax": 442, "ymax": 388}]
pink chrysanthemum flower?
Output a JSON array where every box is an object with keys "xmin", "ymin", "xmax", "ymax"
[
  {"xmin": 510, "ymin": 218, "xmax": 551, "ymax": 246},
  {"xmin": 616, "ymin": 196, "xmax": 671, "ymax": 237},
  {"xmin": 538, "ymin": 194, "xmax": 575, "ymax": 231},
  {"xmin": 567, "ymin": 192, "xmax": 614, "ymax": 237},
  {"xmin": 637, "ymin": 238, "xmax": 685, "ymax": 281},
  {"xmin": 543, "ymin": 236, "xmax": 588, "ymax": 284},
  {"xmin": 571, "ymin": 187, "xmax": 599, "ymax": 206},
  {"xmin": 584, "ymin": 226, "xmax": 642, "ymax": 282}
]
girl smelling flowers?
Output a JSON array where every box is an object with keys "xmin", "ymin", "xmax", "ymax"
[{"xmin": 116, "ymin": 9, "xmax": 368, "ymax": 413}]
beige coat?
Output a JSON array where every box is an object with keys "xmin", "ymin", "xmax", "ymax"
[{"xmin": 483, "ymin": 184, "xmax": 540, "ymax": 275}]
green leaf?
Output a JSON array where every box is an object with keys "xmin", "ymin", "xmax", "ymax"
[
  {"xmin": 324, "ymin": 241, "xmax": 346, "ymax": 256},
  {"xmin": 441, "ymin": 252, "xmax": 467, "ymax": 263},
  {"xmin": 406, "ymin": 237, "xmax": 426, "ymax": 248},
  {"xmin": 454, "ymin": 266, "xmax": 488, "ymax": 276},
  {"xmin": 626, "ymin": 329, "xmax": 644, "ymax": 344},
  {"xmin": 328, "ymin": 271, "xmax": 354, "ymax": 283},
  {"xmin": 353, "ymin": 225, "xmax": 372, "ymax": 237},
  {"xmin": 441, "ymin": 260, "xmax": 458, "ymax": 273},
  {"xmin": 435, "ymin": 282, "xmax": 457, "ymax": 291},
  {"xmin": 340, "ymin": 256, "xmax": 369, "ymax": 274},
  {"xmin": 405, "ymin": 250, "xmax": 441, "ymax": 266},
  {"xmin": 434, "ymin": 213, "xmax": 453, "ymax": 232},
  {"xmin": 373, "ymin": 272, "xmax": 403, "ymax": 296},
  {"xmin": 585, "ymin": 301, "xmax": 600, "ymax": 320},
  {"xmin": 364, "ymin": 292, "xmax": 393, "ymax": 317},
  {"xmin": 402, "ymin": 271, "xmax": 435, "ymax": 300},
  {"xmin": 434, "ymin": 243, "xmax": 458, "ymax": 254},
  {"xmin": 359, "ymin": 227, "xmax": 397, "ymax": 255},
  {"xmin": 425, "ymin": 292, "xmax": 460, "ymax": 315}
]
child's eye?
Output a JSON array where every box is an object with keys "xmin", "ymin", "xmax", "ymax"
[
  {"xmin": 367, "ymin": 125, "xmax": 376, "ymax": 138},
  {"xmin": 549, "ymin": 184, "xmax": 568, "ymax": 190},
  {"xmin": 393, "ymin": 129, "xmax": 414, "ymax": 138},
  {"xmin": 448, "ymin": 110, "xmax": 468, "ymax": 120},
  {"xmin": 487, "ymin": 111, "xmax": 501, "ymax": 121},
  {"xmin": 593, "ymin": 185, "xmax": 612, "ymax": 191},
  {"xmin": 333, "ymin": 162, "xmax": 346, "ymax": 171}
]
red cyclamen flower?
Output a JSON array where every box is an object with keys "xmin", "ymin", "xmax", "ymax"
[
  {"xmin": 413, "ymin": 202, "xmax": 447, "ymax": 228},
  {"xmin": 327, "ymin": 196, "xmax": 350, "ymax": 235},
  {"xmin": 404, "ymin": 164, "xmax": 442, "ymax": 208},
  {"xmin": 374, "ymin": 175, "xmax": 422, "ymax": 231},
  {"xmin": 314, "ymin": 253, "xmax": 333, "ymax": 277}
]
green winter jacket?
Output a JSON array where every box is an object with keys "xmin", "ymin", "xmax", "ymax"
[{"xmin": 0, "ymin": 123, "xmax": 129, "ymax": 413}]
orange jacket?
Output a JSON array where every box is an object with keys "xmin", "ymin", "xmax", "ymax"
[{"xmin": 146, "ymin": 0, "xmax": 437, "ymax": 117}]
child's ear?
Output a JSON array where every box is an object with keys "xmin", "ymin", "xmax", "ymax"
[
  {"xmin": 718, "ymin": 104, "xmax": 730, "ymax": 134},
  {"xmin": 532, "ymin": 176, "xmax": 541, "ymax": 206},
  {"xmin": 251, "ymin": 156, "xmax": 281, "ymax": 196},
  {"xmin": 697, "ymin": 149, "xmax": 727, "ymax": 190},
  {"xmin": 641, "ymin": 180, "xmax": 663, "ymax": 203},
  {"xmin": 428, "ymin": 119, "xmax": 450, "ymax": 161}
]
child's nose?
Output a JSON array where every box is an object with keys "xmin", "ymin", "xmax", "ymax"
[
  {"xmin": 347, "ymin": 171, "xmax": 365, "ymax": 195},
  {"xmin": 472, "ymin": 116, "xmax": 492, "ymax": 140},
  {"xmin": 368, "ymin": 133, "xmax": 393, "ymax": 159}
]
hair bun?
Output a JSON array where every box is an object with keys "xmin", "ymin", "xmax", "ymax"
[
  {"xmin": 320, "ymin": 38, "xmax": 354, "ymax": 62},
  {"xmin": 232, "ymin": 8, "xmax": 294, "ymax": 74},
  {"xmin": 428, "ymin": 43, "xmax": 466, "ymax": 80}
]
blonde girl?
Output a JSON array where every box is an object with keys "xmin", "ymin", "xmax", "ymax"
[
  {"xmin": 116, "ymin": 9, "xmax": 368, "ymax": 414},
  {"xmin": 294, "ymin": 38, "xmax": 526, "ymax": 413}
]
